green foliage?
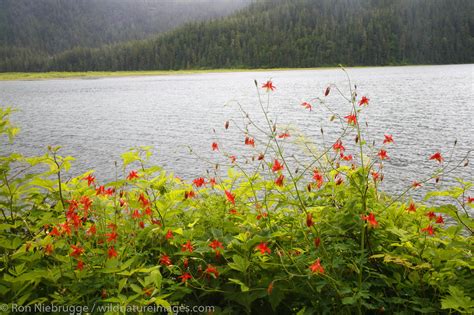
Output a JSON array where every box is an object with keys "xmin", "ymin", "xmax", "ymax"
[{"xmin": 0, "ymin": 75, "xmax": 473, "ymax": 314}]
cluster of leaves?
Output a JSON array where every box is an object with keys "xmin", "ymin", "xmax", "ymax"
[{"xmin": 0, "ymin": 77, "xmax": 473, "ymax": 314}]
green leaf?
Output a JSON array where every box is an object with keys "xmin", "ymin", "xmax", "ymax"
[
  {"xmin": 228, "ymin": 255, "xmax": 249, "ymax": 273},
  {"xmin": 441, "ymin": 286, "xmax": 474, "ymax": 313},
  {"xmin": 228, "ymin": 278, "xmax": 249, "ymax": 292}
]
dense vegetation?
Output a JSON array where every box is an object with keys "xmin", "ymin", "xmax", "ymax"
[
  {"xmin": 0, "ymin": 0, "xmax": 251, "ymax": 71},
  {"xmin": 1, "ymin": 0, "xmax": 472, "ymax": 72},
  {"xmin": 1, "ymin": 75, "xmax": 473, "ymax": 314}
]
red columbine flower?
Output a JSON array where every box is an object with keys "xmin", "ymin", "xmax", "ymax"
[
  {"xmin": 306, "ymin": 213, "xmax": 314, "ymax": 227},
  {"xmin": 86, "ymin": 224, "xmax": 96, "ymax": 236},
  {"xmin": 106, "ymin": 231, "xmax": 118, "ymax": 243},
  {"xmin": 184, "ymin": 190, "xmax": 196, "ymax": 199},
  {"xmin": 127, "ymin": 170, "xmax": 139, "ymax": 180},
  {"xmin": 245, "ymin": 136, "xmax": 255, "ymax": 147},
  {"xmin": 421, "ymin": 225, "xmax": 435, "ymax": 236},
  {"xmin": 60, "ymin": 222, "xmax": 71, "ymax": 236},
  {"xmin": 49, "ymin": 226, "xmax": 60, "ymax": 237},
  {"xmin": 314, "ymin": 237, "xmax": 321, "ymax": 248},
  {"xmin": 324, "ymin": 86, "xmax": 331, "ymax": 96},
  {"xmin": 181, "ymin": 240, "xmax": 194, "ymax": 253},
  {"xmin": 435, "ymin": 215, "xmax": 444, "ymax": 224},
  {"xmin": 262, "ymin": 80, "xmax": 276, "ymax": 92},
  {"xmin": 209, "ymin": 240, "xmax": 224, "ymax": 251},
  {"xmin": 76, "ymin": 260, "xmax": 84, "ymax": 271},
  {"xmin": 345, "ymin": 114, "xmax": 357, "ymax": 125},
  {"xmin": 44, "ymin": 243, "xmax": 54, "ymax": 255},
  {"xmin": 107, "ymin": 222, "xmax": 117, "ymax": 231},
  {"xmin": 179, "ymin": 272, "xmax": 192, "ymax": 283},
  {"xmin": 378, "ymin": 149, "xmax": 389, "ymax": 160},
  {"xmin": 333, "ymin": 139, "xmax": 345, "ymax": 153},
  {"xmin": 225, "ymin": 190, "xmax": 235, "ymax": 205},
  {"xmin": 278, "ymin": 132, "xmax": 290, "ymax": 139},
  {"xmin": 80, "ymin": 195, "xmax": 92, "ymax": 217},
  {"xmin": 255, "ymin": 242, "xmax": 271, "ymax": 255},
  {"xmin": 211, "ymin": 142, "xmax": 219, "ymax": 151},
  {"xmin": 272, "ymin": 159, "xmax": 284, "ymax": 172},
  {"xmin": 371, "ymin": 171, "xmax": 380, "ymax": 181},
  {"xmin": 108, "ymin": 246, "xmax": 118, "ymax": 259},
  {"xmin": 96, "ymin": 185, "xmax": 106, "ymax": 195},
  {"xmin": 358, "ymin": 96, "xmax": 369, "ymax": 106},
  {"xmin": 407, "ymin": 202, "xmax": 417, "ymax": 213},
  {"xmin": 229, "ymin": 155, "xmax": 237, "ymax": 163},
  {"xmin": 467, "ymin": 196, "xmax": 474, "ymax": 204},
  {"xmin": 160, "ymin": 255, "xmax": 172, "ymax": 266},
  {"xmin": 309, "ymin": 258, "xmax": 325, "ymax": 274},
  {"xmin": 426, "ymin": 211, "xmax": 436, "ymax": 220},
  {"xmin": 132, "ymin": 209, "xmax": 141, "ymax": 219},
  {"xmin": 313, "ymin": 169, "xmax": 324, "ymax": 188},
  {"xmin": 429, "ymin": 152, "xmax": 444, "ymax": 163},
  {"xmin": 209, "ymin": 177, "xmax": 216, "ymax": 187},
  {"xmin": 362, "ymin": 213, "xmax": 378, "ymax": 227},
  {"xmin": 205, "ymin": 264, "xmax": 219, "ymax": 278},
  {"xmin": 275, "ymin": 174, "xmax": 284, "ymax": 187},
  {"xmin": 383, "ymin": 134, "xmax": 394, "ymax": 144},
  {"xmin": 138, "ymin": 192, "xmax": 150, "ymax": 207},
  {"xmin": 70, "ymin": 244, "xmax": 84, "ymax": 258},
  {"xmin": 412, "ymin": 181, "xmax": 422, "ymax": 188},
  {"xmin": 83, "ymin": 174, "xmax": 96, "ymax": 186},
  {"xmin": 229, "ymin": 208, "xmax": 238, "ymax": 215},
  {"xmin": 144, "ymin": 207, "xmax": 152, "ymax": 216},
  {"xmin": 340, "ymin": 153, "xmax": 353, "ymax": 161},
  {"xmin": 193, "ymin": 177, "xmax": 205, "ymax": 187},
  {"xmin": 165, "ymin": 230, "xmax": 173, "ymax": 240},
  {"xmin": 138, "ymin": 221, "xmax": 145, "ymax": 229},
  {"xmin": 301, "ymin": 102, "xmax": 312, "ymax": 111}
]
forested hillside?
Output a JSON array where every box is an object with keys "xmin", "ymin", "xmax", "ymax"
[{"xmin": 1, "ymin": 0, "xmax": 472, "ymax": 72}]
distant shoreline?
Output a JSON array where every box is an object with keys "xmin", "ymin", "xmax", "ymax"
[{"xmin": 0, "ymin": 64, "xmax": 470, "ymax": 81}]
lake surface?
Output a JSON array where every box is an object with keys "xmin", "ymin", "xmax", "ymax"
[{"xmin": 1, "ymin": 65, "xmax": 473, "ymax": 201}]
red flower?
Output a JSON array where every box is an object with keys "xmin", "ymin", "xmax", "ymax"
[
  {"xmin": 76, "ymin": 260, "xmax": 84, "ymax": 271},
  {"xmin": 314, "ymin": 237, "xmax": 321, "ymax": 248},
  {"xmin": 429, "ymin": 152, "xmax": 444, "ymax": 163},
  {"xmin": 255, "ymin": 242, "xmax": 271, "ymax": 255},
  {"xmin": 301, "ymin": 102, "xmax": 312, "ymax": 111},
  {"xmin": 272, "ymin": 159, "xmax": 284, "ymax": 172},
  {"xmin": 108, "ymin": 246, "xmax": 118, "ymax": 259},
  {"xmin": 378, "ymin": 149, "xmax": 389, "ymax": 160},
  {"xmin": 467, "ymin": 196, "xmax": 474, "ymax": 204},
  {"xmin": 60, "ymin": 221, "xmax": 71, "ymax": 236},
  {"xmin": 144, "ymin": 207, "xmax": 152, "ymax": 216},
  {"xmin": 324, "ymin": 86, "xmax": 331, "ymax": 97},
  {"xmin": 262, "ymin": 80, "xmax": 276, "ymax": 92},
  {"xmin": 70, "ymin": 244, "xmax": 84, "ymax": 258},
  {"xmin": 275, "ymin": 174, "xmax": 285, "ymax": 187},
  {"xmin": 340, "ymin": 153, "xmax": 353, "ymax": 161},
  {"xmin": 209, "ymin": 240, "xmax": 224, "ymax": 250},
  {"xmin": 229, "ymin": 208, "xmax": 238, "ymax": 215},
  {"xmin": 313, "ymin": 169, "xmax": 324, "ymax": 188},
  {"xmin": 193, "ymin": 177, "xmax": 206, "ymax": 187},
  {"xmin": 49, "ymin": 226, "xmax": 60, "ymax": 237},
  {"xmin": 229, "ymin": 155, "xmax": 237, "ymax": 163},
  {"xmin": 306, "ymin": 213, "xmax": 314, "ymax": 227},
  {"xmin": 80, "ymin": 195, "xmax": 92, "ymax": 217},
  {"xmin": 412, "ymin": 181, "xmax": 422, "ymax": 188},
  {"xmin": 106, "ymin": 231, "xmax": 118, "ymax": 243},
  {"xmin": 181, "ymin": 240, "xmax": 194, "ymax": 253},
  {"xmin": 358, "ymin": 96, "xmax": 369, "ymax": 106},
  {"xmin": 345, "ymin": 114, "xmax": 357, "ymax": 125},
  {"xmin": 333, "ymin": 139, "xmax": 345, "ymax": 153},
  {"xmin": 278, "ymin": 132, "xmax": 291, "ymax": 139},
  {"xmin": 160, "ymin": 255, "xmax": 172, "ymax": 266},
  {"xmin": 371, "ymin": 171, "xmax": 380, "ymax": 181},
  {"xmin": 107, "ymin": 222, "xmax": 118, "ymax": 231},
  {"xmin": 205, "ymin": 264, "xmax": 219, "ymax": 278},
  {"xmin": 421, "ymin": 225, "xmax": 435, "ymax": 236},
  {"xmin": 362, "ymin": 213, "xmax": 378, "ymax": 227},
  {"xmin": 209, "ymin": 177, "xmax": 216, "ymax": 187},
  {"xmin": 309, "ymin": 258, "xmax": 325, "ymax": 274},
  {"xmin": 165, "ymin": 229, "xmax": 173, "ymax": 240},
  {"xmin": 132, "ymin": 209, "xmax": 141, "ymax": 219},
  {"xmin": 83, "ymin": 174, "xmax": 95, "ymax": 186},
  {"xmin": 44, "ymin": 243, "xmax": 54, "ymax": 255},
  {"xmin": 179, "ymin": 272, "xmax": 192, "ymax": 283},
  {"xmin": 127, "ymin": 170, "xmax": 139, "ymax": 180},
  {"xmin": 138, "ymin": 192, "xmax": 150, "ymax": 207},
  {"xmin": 267, "ymin": 281, "xmax": 274, "ymax": 295},
  {"xmin": 426, "ymin": 211, "xmax": 436, "ymax": 220},
  {"xmin": 245, "ymin": 137, "xmax": 255, "ymax": 147},
  {"xmin": 96, "ymin": 185, "xmax": 106, "ymax": 195},
  {"xmin": 383, "ymin": 134, "xmax": 394, "ymax": 144},
  {"xmin": 86, "ymin": 224, "xmax": 96, "ymax": 236},
  {"xmin": 225, "ymin": 190, "xmax": 235, "ymax": 205},
  {"xmin": 407, "ymin": 202, "xmax": 417, "ymax": 213},
  {"xmin": 184, "ymin": 190, "xmax": 196, "ymax": 199},
  {"xmin": 211, "ymin": 142, "xmax": 219, "ymax": 151},
  {"xmin": 435, "ymin": 215, "xmax": 444, "ymax": 224}
]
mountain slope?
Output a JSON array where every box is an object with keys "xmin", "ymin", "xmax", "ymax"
[
  {"xmin": 0, "ymin": 0, "xmax": 252, "ymax": 54},
  {"xmin": 2, "ymin": 0, "xmax": 473, "ymax": 72}
]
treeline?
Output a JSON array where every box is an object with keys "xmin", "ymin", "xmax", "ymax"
[{"xmin": 1, "ymin": 0, "xmax": 473, "ymax": 72}]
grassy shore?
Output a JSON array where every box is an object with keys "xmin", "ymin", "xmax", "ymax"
[{"xmin": 0, "ymin": 67, "xmax": 345, "ymax": 81}]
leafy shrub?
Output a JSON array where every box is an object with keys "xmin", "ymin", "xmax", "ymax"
[{"xmin": 0, "ymin": 74, "xmax": 472, "ymax": 314}]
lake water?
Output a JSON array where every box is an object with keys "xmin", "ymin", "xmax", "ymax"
[{"xmin": 1, "ymin": 65, "xmax": 473, "ymax": 201}]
